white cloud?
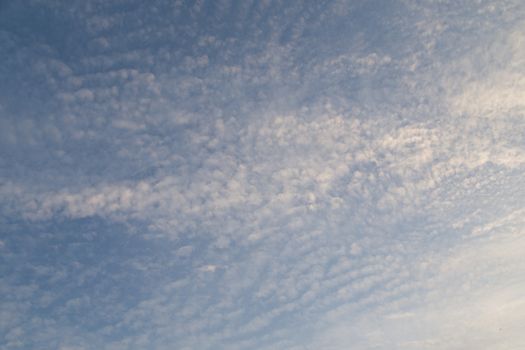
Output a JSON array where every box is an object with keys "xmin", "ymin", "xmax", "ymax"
[
  {"xmin": 448, "ymin": 29, "xmax": 525, "ymax": 119},
  {"xmin": 1, "ymin": 1, "xmax": 525, "ymax": 349}
]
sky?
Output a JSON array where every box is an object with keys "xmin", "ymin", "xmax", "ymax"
[{"xmin": 1, "ymin": 0, "xmax": 525, "ymax": 349}]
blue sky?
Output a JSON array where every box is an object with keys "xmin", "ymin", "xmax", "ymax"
[{"xmin": 1, "ymin": 0, "xmax": 525, "ymax": 349}]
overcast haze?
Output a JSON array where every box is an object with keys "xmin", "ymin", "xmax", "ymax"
[{"xmin": 1, "ymin": 0, "xmax": 525, "ymax": 349}]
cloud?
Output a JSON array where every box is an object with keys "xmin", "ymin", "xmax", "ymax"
[
  {"xmin": 1, "ymin": 1, "xmax": 524, "ymax": 349},
  {"xmin": 447, "ymin": 29, "xmax": 525, "ymax": 119},
  {"xmin": 310, "ymin": 222, "xmax": 525, "ymax": 350}
]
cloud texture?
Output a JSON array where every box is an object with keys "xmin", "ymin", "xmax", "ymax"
[{"xmin": 1, "ymin": 0, "xmax": 524, "ymax": 349}]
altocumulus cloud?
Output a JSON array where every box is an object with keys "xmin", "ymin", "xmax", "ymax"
[{"xmin": 1, "ymin": 0, "xmax": 525, "ymax": 349}]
